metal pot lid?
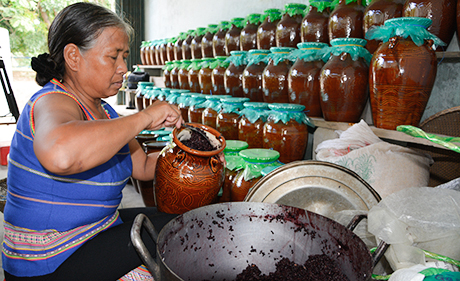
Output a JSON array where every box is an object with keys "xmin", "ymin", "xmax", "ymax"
[{"xmin": 244, "ymin": 160, "xmax": 381, "ymax": 220}]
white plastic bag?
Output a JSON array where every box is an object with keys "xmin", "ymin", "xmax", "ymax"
[{"xmin": 315, "ymin": 120, "xmax": 433, "ymax": 198}]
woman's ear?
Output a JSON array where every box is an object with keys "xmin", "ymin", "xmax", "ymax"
[{"xmin": 63, "ymin": 43, "xmax": 81, "ymax": 72}]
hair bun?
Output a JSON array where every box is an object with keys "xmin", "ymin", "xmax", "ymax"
[{"xmin": 31, "ymin": 53, "xmax": 59, "ymax": 86}]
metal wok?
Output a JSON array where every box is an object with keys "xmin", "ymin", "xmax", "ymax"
[{"xmin": 131, "ymin": 202, "xmax": 384, "ymax": 281}]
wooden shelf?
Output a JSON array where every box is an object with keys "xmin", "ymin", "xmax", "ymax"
[
  {"xmin": 311, "ymin": 117, "xmax": 455, "ymax": 151},
  {"xmin": 134, "ymin": 65, "xmax": 164, "ymax": 76},
  {"xmin": 436, "ymin": 51, "xmax": 460, "ymax": 62}
]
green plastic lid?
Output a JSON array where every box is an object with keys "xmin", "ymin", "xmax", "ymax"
[
  {"xmin": 270, "ymin": 47, "xmax": 296, "ymax": 54},
  {"xmin": 219, "ymin": 21, "xmax": 231, "ymax": 30},
  {"xmin": 189, "ymin": 95, "xmax": 207, "ymax": 106},
  {"xmin": 170, "ymin": 89, "xmax": 190, "ymax": 94},
  {"xmin": 229, "ymin": 50, "xmax": 247, "ymax": 57},
  {"xmin": 297, "ymin": 42, "xmax": 329, "ymax": 50},
  {"xmin": 243, "ymin": 102, "xmax": 269, "ymax": 110},
  {"xmin": 224, "ymin": 140, "xmax": 249, "ymax": 153},
  {"xmin": 246, "ymin": 13, "xmax": 262, "ymax": 25},
  {"xmin": 284, "ymin": 3, "xmax": 307, "ymax": 17},
  {"xmin": 248, "ymin": 49, "xmax": 271, "ymax": 56},
  {"xmin": 384, "ymin": 17, "xmax": 432, "ymax": 28},
  {"xmin": 216, "ymin": 56, "xmax": 229, "ymax": 61},
  {"xmin": 330, "ymin": 37, "xmax": 367, "ymax": 48},
  {"xmin": 239, "ymin": 148, "xmax": 280, "ymax": 163},
  {"xmin": 195, "ymin": 27, "xmax": 207, "ymax": 36},
  {"xmin": 205, "ymin": 95, "xmax": 231, "ymax": 100},
  {"xmin": 268, "ymin": 103, "xmax": 305, "ymax": 112},
  {"xmin": 231, "ymin": 17, "xmax": 245, "ymax": 29},
  {"xmin": 221, "ymin": 97, "xmax": 250, "ymax": 104},
  {"xmin": 261, "ymin": 165, "xmax": 281, "ymax": 176}
]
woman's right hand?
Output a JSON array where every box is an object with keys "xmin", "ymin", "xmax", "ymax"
[{"xmin": 141, "ymin": 100, "xmax": 183, "ymax": 131}]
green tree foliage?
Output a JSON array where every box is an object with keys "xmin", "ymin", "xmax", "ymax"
[{"xmin": 0, "ymin": 0, "xmax": 114, "ymax": 58}]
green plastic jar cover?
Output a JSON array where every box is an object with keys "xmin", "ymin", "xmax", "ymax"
[
  {"xmin": 246, "ymin": 13, "xmax": 262, "ymax": 25},
  {"xmin": 284, "ymin": 3, "xmax": 307, "ymax": 17},
  {"xmin": 240, "ymin": 102, "xmax": 270, "ymax": 123},
  {"xmin": 331, "ymin": 0, "xmax": 359, "ymax": 6},
  {"xmin": 200, "ymin": 58, "xmax": 216, "ymax": 69},
  {"xmin": 321, "ymin": 38, "xmax": 373, "ymax": 64},
  {"xmin": 188, "ymin": 94, "xmax": 207, "ymax": 106},
  {"xmin": 239, "ymin": 148, "xmax": 282, "ymax": 181},
  {"xmin": 262, "ymin": 8, "xmax": 283, "ymax": 22},
  {"xmin": 201, "ymin": 94, "xmax": 230, "ymax": 112},
  {"xmin": 309, "ymin": 0, "xmax": 334, "ymax": 13},
  {"xmin": 207, "ymin": 24, "xmax": 219, "ymax": 34},
  {"xmin": 365, "ymin": 17, "xmax": 446, "ymax": 49},
  {"xmin": 188, "ymin": 58, "xmax": 203, "ymax": 71},
  {"xmin": 149, "ymin": 87, "xmax": 163, "ymax": 99},
  {"xmin": 162, "ymin": 61, "xmax": 175, "ymax": 71},
  {"xmin": 269, "ymin": 47, "xmax": 296, "ymax": 66},
  {"xmin": 267, "ymin": 103, "xmax": 315, "ymax": 127},
  {"xmin": 219, "ymin": 21, "xmax": 231, "ymax": 30},
  {"xmin": 186, "ymin": 29, "xmax": 196, "ymax": 36},
  {"xmin": 180, "ymin": 59, "xmax": 192, "ymax": 69},
  {"xmin": 178, "ymin": 32, "xmax": 187, "ymax": 40},
  {"xmin": 226, "ymin": 51, "xmax": 248, "ymax": 67},
  {"xmin": 224, "ymin": 140, "xmax": 249, "ymax": 171},
  {"xmin": 247, "ymin": 49, "xmax": 271, "ymax": 66},
  {"xmin": 165, "ymin": 91, "xmax": 181, "ymax": 103},
  {"xmin": 177, "ymin": 93, "xmax": 195, "ymax": 106},
  {"xmin": 195, "ymin": 27, "xmax": 207, "ymax": 37},
  {"xmin": 157, "ymin": 88, "xmax": 171, "ymax": 100},
  {"xmin": 220, "ymin": 97, "xmax": 250, "ymax": 114},
  {"xmin": 210, "ymin": 56, "xmax": 230, "ymax": 69},
  {"xmin": 231, "ymin": 17, "xmax": 246, "ymax": 29},
  {"xmin": 143, "ymin": 86, "xmax": 155, "ymax": 99},
  {"xmin": 289, "ymin": 42, "xmax": 329, "ymax": 62}
]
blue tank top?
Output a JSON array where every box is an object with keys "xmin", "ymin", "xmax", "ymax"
[{"xmin": 2, "ymin": 79, "xmax": 133, "ymax": 277}]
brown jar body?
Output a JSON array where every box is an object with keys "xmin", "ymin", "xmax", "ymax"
[
  {"xmin": 212, "ymin": 66, "xmax": 227, "ymax": 95},
  {"xmin": 364, "ymin": 0, "xmax": 404, "ymax": 54},
  {"xmin": 288, "ymin": 59, "xmax": 324, "ymax": 117},
  {"xmin": 240, "ymin": 23, "xmax": 259, "ymax": 51},
  {"xmin": 231, "ymin": 172, "xmax": 260, "ymax": 202},
  {"xmin": 320, "ymin": 53, "xmax": 369, "ymax": 123},
  {"xmin": 220, "ymin": 169, "xmax": 238, "ymax": 202},
  {"xmin": 178, "ymin": 68, "xmax": 191, "ymax": 90},
  {"xmin": 191, "ymin": 35, "xmax": 204, "ymax": 59},
  {"xmin": 257, "ymin": 18, "xmax": 280, "ymax": 50},
  {"xmin": 262, "ymin": 60, "xmax": 292, "ymax": 103},
  {"xmin": 202, "ymin": 108, "xmax": 218, "ymax": 129},
  {"xmin": 170, "ymin": 67, "xmax": 180, "ymax": 89},
  {"xmin": 276, "ymin": 13, "xmax": 304, "ymax": 47},
  {"xmin": 202, "ymin": 32, "xmax": 215, "ymax": 58},
  {"xmin": 199, "ymin": 67, "xmax": 213, "ymax": 95},
  {"xmin": 263, "ymin": 119, "xmax": 308, "ymax": 164},
  {"xmin": 163, "ymin": 68, "xmax": 171, "ymax": 89},
  {"xmin": 145, "ymin": 45, "xmax": 153, "ymax": 65},
  {"xmin": 188, "ymin": 106, "xmax": 205, "ymax": 123},
  {"xmin": 225, "ymin": 26, "xmax": 242, "ymax": 56},
  {"xmin": 370, "ymin": 37, "xmax": 437, "ymax": 129},
  {"xmin": 238, "ymin": 117, "xmax": 265, "ymax": 148},
  {"xmin": 174, "ymin": 39, "xmax": 183, "ymax": 61},
  {"xmin": 166, "ymin": 41, "xmax": 175, "ymax": 62},
  {"xmin": 140, "ymin": 45, "xmax": 148, "ymax": 65},
  {"xmin": 301, "ymin": 6, "xmax": 330, "ymax": 43},
  {"xmin": 136, "ymin": 92, "xmax": 144, "ymax": 111},
  {"xmin": 216, "ymin": 112, "xmax": 241, "ymax": 140},
  {"xmin": 213, "ymin": 29, "xmax": 228, "ymax": 57},
  {"xmin": 188, "ymin": 68, "xmax": 201, "ymax": 93},
  {"xmin": 242, "ymin": 62, "xmax": 266, "ymax": 102},
  {"xmin": 182, "ymin": 35, "xmax": 193, "ymax": 60},
  {"xmin": 224, "ymin": 64, "xmax": 247, "ymax": 97},
  {"xmin": 404, "ymin": 0, "xmax": 456, "ymax": 52},
  {"xmin": 328, "ymin": 0, "xmax": 365, "ymax": 40},
  {"xmin": 179, "ymin": 104, "xmax": 190, "ymax": 123}
]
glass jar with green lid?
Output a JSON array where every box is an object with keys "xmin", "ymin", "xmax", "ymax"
[
  {"xmin": 174, "ymin": 32, "xmax": 187, "ymax": 61},
  {"xmin": 159, "ymin": 38, "xmax": 168, "ymax": 65},
  {"xmin": 276, "ymin": 3, "xmax": 307, "ymax": 47},
  {"xmin": 263, "ymin": 103, "xmax": 314, "ymax": 164},
  {"xmin": 178, "ymin": 59, "xmax": 192, "ymax": 90},
  {"xmin": 213, "ymin": 21, "xmax": 231, "ymax": 57},
  {"xmin": 187, "ymin": 94, "xmax": 207, "ymax": 123},
  {"xmin": 202, "ymin": 94, "xmax": 231, "ymax": 129},
  {"xmin": 156, "ymin": 88, "xmax": 172, "ymax": 102},
  {"xmin": 146, "ymin": 40, "xmax": 155, "ymax": 65},
  {"xmin": 169, "ymin": 60, "xmax": 181, "ymax": 89},
  {"xmin": 262, "ymin": 47, "xmax": 296, "ymax": 103},
  {"xmin": 166, "ymin": 37, "xmax": 177, "ymax": 62},
  {"xmin": 288, "ymin": 42, "xmax": 328, "ymax": 117},
  {"xmin": 136, "ymin": 81, "xmax": 154, "ymax": 111},
  {"xmin": 242, "ymin": 49, "xmax": 270, "ymax": 102},
  {"xmin": 149, "ymin": 86, "xmax": 164, "ymax": 104},
  {"xmin": 202, "ymin": 24, "xmax": 219, "ymax": 58},
  {"xmin": 224, "ymin": 50, "xmax": 248, "ymax": 98},
  {"xmin": 188, "ymin": 58, "xmax": 203, "ymax": 93},
  {"xmin": 166, "ymin": 89, "xmax": 182, "ymax": 106},
  {"xmin": 240, "ymin": 13, "xmax": 263, "ymax": 51},
  {"xmin": 143, "ymin": 85, "xmax": 155, "ymax": 108},
  {"xmin": 216, "ymin": 97, "xmax": 250, "ymax": 140},
  {"xmin": 258, "ymin": 9, "xmax": 283, "ymax": 50},
  {"xmin": 191, "ymin": 27, "xmax": 207, "ymax": 59},
  {"xmin": 225, "ymin": 17, "xmax": 245, "ymax": 56},
  {"xmin": 140, "ymin": 40, "xmax": 148, "ymax": 65},
  {"xmin": 301, "ymin": 0, "xmax": 332, "ymax": 44},
  {"xmin": 177, "ymin": 92, "xmax": 195, "ymax": 122},
  {"xmin": 238, "ymin": 102, "xmax": 269, "ymax": 148},
  {"xmin": 163, "ymin": 61, "xmax": 174, "ymax": 88},
  {"xmin": 219, "ymin": 140, "xmax": 248, "ymax": 203},
  {"xmin": 198, "ymin": 58, "xmax": 216, "ymax": 95},
  {"xmin": 231, "ymin": 148, "xmax": 282, "ymax": 201},
  {"xmin": 211, "ymin": 56, "xmax": 230, "ymax": 95},
  {"xmin": 182, "ymin": 29, "xmax": 195, "ymax": 60}
]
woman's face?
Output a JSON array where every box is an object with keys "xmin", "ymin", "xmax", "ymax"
[{"xmin": 78, "ymin": 27, "xmax": 129, "ymax": 99}]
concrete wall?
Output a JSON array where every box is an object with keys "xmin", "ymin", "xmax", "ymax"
[{"xmin": 144, "ymin": 0, "xmax": 460, "ymax": 123}]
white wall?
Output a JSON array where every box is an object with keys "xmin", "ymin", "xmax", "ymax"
[{"xmin": 145, "ymin": 0, "xmax": 310, "ymax": 40}]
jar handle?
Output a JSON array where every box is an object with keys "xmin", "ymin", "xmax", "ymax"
[
  {"xmin": 388, "ymin": 37, "xmax": 398, "ymax": 49},
  {"xmin": 172, "ymin": 149, "xmax": 186, "ymax": 168},
  {"xmin": 209, "ymin": 155, "xmax": 221, "ymax": 173}
]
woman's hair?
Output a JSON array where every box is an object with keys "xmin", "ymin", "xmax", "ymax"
[{"xmin": 31, "ymin": 2, "xmax": 133, "ymax": 86}]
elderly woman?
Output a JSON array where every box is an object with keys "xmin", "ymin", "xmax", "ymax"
[{"xmin": 2, "ymin": 2, "xmax": 182, "ymax": 280}]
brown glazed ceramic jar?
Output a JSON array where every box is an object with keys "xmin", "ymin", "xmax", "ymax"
[
  {"xmin": 219, "ymin": 140, "xmax": 248, "ymax": 203},
  {"xmin": 225, "ymin": 18, "xmax": 245, "ymax": 56},
  {"xmin": 169, "ymin": 61, "xmax": 181, "ymax": 89},
  {"xmin": 201, "ymin": 95, "xmax": 231, "ymax": 129},
  {"xmin": 163, "ymin": 61, "xmax": 173, "ymax": 89},
  {"xmin": 328, "ymin": 0, "xmax": 365, "ymax": 40},
  {"xmin": 242, "ymin": 49, "xmax": 270, "ymax": 102},
  {"xmin": 240, "ymin": 13, "xmax": 262, "ymax": 51},
  {"xmin": 403, "ymin": 0, "xmax": 456, "ymax": 52},
  {"xmin": 363, "ymin": 0, "xmax": 404, "ymax": 54},
  {"xmin": 211, "ymin": 56, "xmax": 230, "ymax": 95},
  {"xmin": 224, "ymin": 51, "xmax": 248, "ymax": 98},
  {"xmin": 301, "ymin": 2, "xmax": 330, "ymax": 44},
  {"xmin": 182, "ymin": 29, "xmax": 195, "ymax": 60},
  {"xmin": 188, "ymin": 94, "xmax": 207, "ymax": 123},
  {"xmin": 140, "ymin": 41, "xmax": 148, "ymax": 65},
  {"xmin": 178, "ymin": 60, "xmax": 192, "ymax": 90},
  {"xmin": 238, "ymin": 102, "xmax": 269, "ymax": 148},
  {"xmin": 166, "ymin": 38, "xmax": 176, "ymax": 63},
  {"xmin": 257, "ymin": 9, "xmax": 283, "ymax": 50},
  {"xmin": 174, "ymin": 32, "xmax": 186, "ymax": 61},
  {"xmin": 177, "ymin": 93, "xmax": 194, "ymax": 123},
  {"xmin": 191, "ymin": 27, "xmax": 206, "ymax": 59},
  {"xmin": 213, "ymin": 21, "xmax": 230, "ymax": 57},
  {"xmin": 262, "ymin": 47, "xmax": 295, "ymax": 103},
  {"xmin": 320, "ymin": 38, "xmax": 372, "ymax": 123},
  {"xmin": 263, "ymin": 103, "xmax": 310, "ymax": 164},
  {"xmin": 288, "ymin": 42, "xmax": 328, "ymax": 118},
  {"xmin": 159, "ymin": 39, "xmax": 167, "ymax": 66},
  {"xmin": 155, "ymin": 123, "xmax": 226, "ymax": 214},
  {"xmin": 202, "ymin": 24, "xmax": 218, "ymax": 58},
  {"xmin": 198, "ymin": 58, "xmax": 216, "ymax": 95},
  {"xmin": 216, "ymin": 97, "xmax": 250, "ymax": 140},
  {"xmin": 146, "ymin": 41, "xmax": 155, "ymax": 65},
  {"xmin": 367, "ymin": 17, "xmax": 441, "ymax": 130},
  {"xmin": 188, "ymin": 59, "xmax": 202, "ymax": 93},
  {"xmin": 276, "ymin": 3, "xmax": 307, "ymax": 48}
]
